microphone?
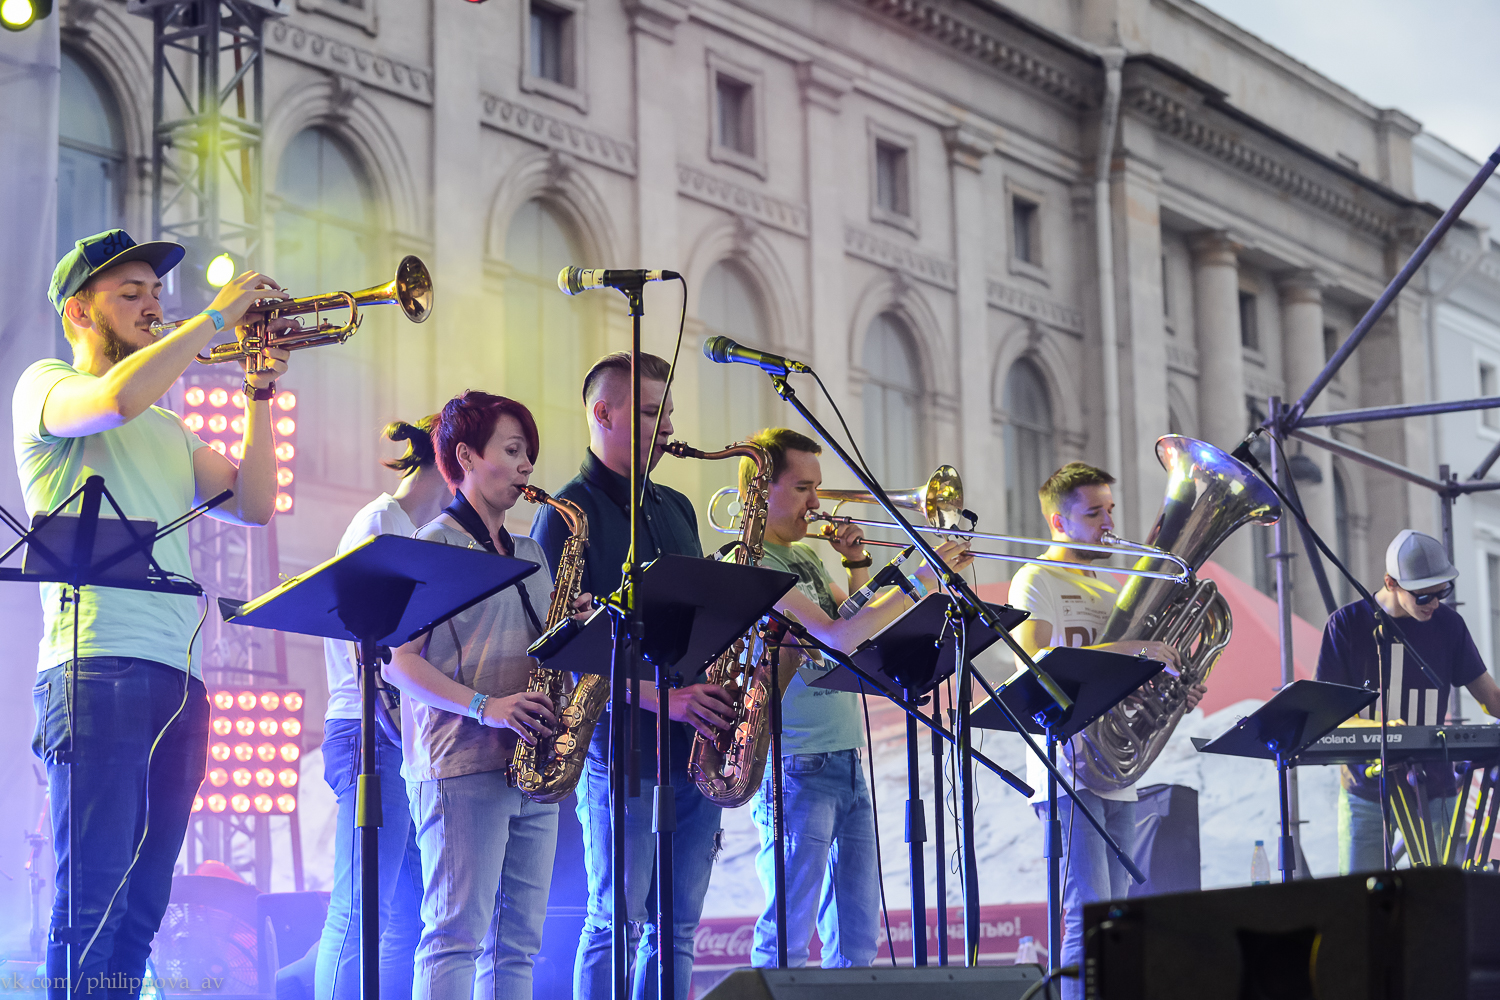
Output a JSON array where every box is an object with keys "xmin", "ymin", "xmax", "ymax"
[
  {"xmin": 557, "ymin": 267, "xmax": 680, "ymax": 296},
  {"xmin": 1231, "ymin": 427, "xmax": 1263, "ymax": 466},
  {"xmin": 703, "ymin": 336, "xmax": 812, "ymax": 375},
  {"xmin": 838, "ymin": 545, "xmax": 917, "ymax": 620}
]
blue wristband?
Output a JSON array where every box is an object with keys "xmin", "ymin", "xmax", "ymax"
[
  {"xmin": 203, "ymin": 308, "xmax": 226, "ymax": 331},
  {"xmin": 468, "ymin": 690, "xmax": 488, "ymax": 721}
]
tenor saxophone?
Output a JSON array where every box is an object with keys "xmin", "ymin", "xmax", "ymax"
[
  {"xmin": 666, "ymin": 440, "xmax": 777, "ymax": 808},
  {"xmin": 509, "ymin": 484, "xmax": 606, "ymax": 803}
]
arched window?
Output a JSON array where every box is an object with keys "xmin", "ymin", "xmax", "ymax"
[
  {"xmin": 503, "ymin": 199, "xmax": 600, "ymax": 492},
  {"xmin": 1333, "ymin": 462, "xmax": 1353, "ymax": 604},
  {"xmin": 273, "ymin": 129, "xmax": 378, "ymax": 486},
  {"xmin": 58, "ymin": 51, "xmax": 125, "ymax": 353},
  {"xmin": 1003, "ymin": 359, "xmax": 1055, "ymax": 542},
  {"xmin": 861, "ymin": 313, "xmax": 922, "ymax": 488},
  {"xmin": 698, "ymin": 260, "xmax": 774, "ymax": 447}
]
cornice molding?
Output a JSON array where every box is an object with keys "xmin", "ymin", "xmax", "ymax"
[
  {"xmin": 1127, "ymin": 84, "xmax": 1395, "ymax": 239},
  {"xmin": 1165, "ymin": 342, "xmax": 1199, "ymax": 376},
  {"xmin": 844, "ymin": 226, "xmax": 956, "ymax": 291},
  {"xmin": 986, "ymin": 278, "xmax": 1083, "ymax": 334},
  {"xmin": 266, "ymin": 21, "xmax": 432, "ymax": 105},
  {"xmin": 481, "ymin": 95, "xmax": 638, "ymax": 177},
  {"xmin": 856, "ymin": 0, "xmax": 1092, "ymax": 109},
  {"xmin": 677, "ymin": 165, "xmax": 809, "ymax": 237}
]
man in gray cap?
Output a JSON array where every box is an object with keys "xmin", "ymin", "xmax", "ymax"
[
  {"xmin": 13, "ymin": 229, "xmax": 293, "ymax": 997},
  {"xmin": 1316, "ymin": 529, "xmax": 1500, "ymax": 873}
]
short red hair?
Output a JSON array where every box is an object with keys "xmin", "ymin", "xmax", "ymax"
[{"xmin": 434, "ymin": 390, "xmax": 540, "ymax": 488}]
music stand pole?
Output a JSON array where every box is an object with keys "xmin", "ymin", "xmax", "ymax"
[
  {"xmin": 1046, "ymin": 735, "xmax": 1062, "ymax": 972},
  {"xmin": 769, "ymin": 642, "xmax": 788, "ymax": 968},
  {"xmin": 355, "ymin": 636, "xmax": 384, "ymax": 1000},
  {"xmin": 931, "ymin": 692, "xmax": 948, "ymax": 965},
  {"xmin": 903, "ymin": 685, "xmax": 927, "ymax": 967}
]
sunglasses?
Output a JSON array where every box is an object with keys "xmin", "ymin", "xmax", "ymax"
[{"xmin": 1408, "ymin": 582, "xmax": 1454, "ymax": 606}]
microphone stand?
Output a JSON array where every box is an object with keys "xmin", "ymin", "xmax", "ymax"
[{"xmin": 761, "ymin": 371, "xmax": 1094, "ymax": 964}]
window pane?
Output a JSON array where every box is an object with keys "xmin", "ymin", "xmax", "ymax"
[
  {"xmin": 1239, "ymin": 292, "xmax": 1259, "ymax": 350},
  {"xmin": 699, "ymin": 261, "xmax": 774, "ymax": 447},
  {"xmin": 862, "ymin": 313, "xmax": 921, "ymax": 489},
  {"xmin": 1013, "ymin": 199, "xmax": 1037, "ymax": 264},
  {"xmin": 531, "ymin": 5, "xmax": 567, "ymax": 84},
  {"xmin": 1003, "ymin": 359, "xmax": 1054, "ymax": 544},
  {"xmin": 59, "ymin": 52, "xmax": 119, "ymax": 151},
  {"xmin": 717, "ymin": 77, "xmax": 752, "ymax": 156},
  {"xmin": 875, "ymin": 142, "xmax": 908, "ymax": 216}
]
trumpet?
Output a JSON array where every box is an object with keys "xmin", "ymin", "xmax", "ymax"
[
  {"xmin": 150, "ymin": 255, "xmax": 434, "ymax": 373},
  {"xmin": 706, "ymin": 465, "xmax": 1193, "ymax": 584}
]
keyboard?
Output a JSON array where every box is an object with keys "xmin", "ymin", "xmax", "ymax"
[{"xmin": 1292, "ymin": 724, "xmax": 1500, "ymax": 767}]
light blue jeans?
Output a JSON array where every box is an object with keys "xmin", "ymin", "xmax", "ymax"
[
  {"xmin": 573, "ymin": 727, "xmax": 723, "ymax": 1000},
  {"xmin": 1338, "ymin": 786, "xmax": 1459, "ymax": 873},
  {"xmin": 314, "ymin": 718, "xmax": 424, "ymax": 1000},
  {"xmin": 1034, "ymin": 789, "xmax": 1138, "ymax": 1000},
  {"xmin": 407, "ymin": 768, "xmax": 559, "ymax": 1000},
  {"xmin": 749, "ymin": 749, "xmax": 880, "ymax": 968}
]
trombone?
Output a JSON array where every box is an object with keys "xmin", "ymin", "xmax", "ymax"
[
  {"xmin": 150, "ymin": 255, "xmax": 434, "ymax": 374},
  {"xmin": 706, "ymin": 465, "xmax": 1193, "ymax": 584}
]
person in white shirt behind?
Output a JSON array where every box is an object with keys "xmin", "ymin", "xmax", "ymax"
[
  {"xmin": 1009, "ymin": 462, "xmax": 1200, "ymax": 998},
  {"xmin": 314, "ymin": 415, "xmax": 450, "ymax": 1000}
]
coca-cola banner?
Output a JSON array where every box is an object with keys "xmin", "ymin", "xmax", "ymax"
[{"xmin": 689, "ymin": 902, "xmax": 1048, "ymax": 996}]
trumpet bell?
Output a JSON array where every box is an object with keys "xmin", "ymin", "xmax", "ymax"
[
  {"xmin": 386, "ymin": 254, "xmax": 434, "ymax": 324},
  {"xmin": 817, "ymin": 465, "xmax": 964, "ymax": 530}
]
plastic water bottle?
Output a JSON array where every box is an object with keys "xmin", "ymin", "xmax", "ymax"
[
  {"xmin": 1251, "ymin": 840, "xmax": 1271, "ymax": 885},
  {"xmin": 1014, "ymin": 935, "xmax": 1039, "ymax": 965}
]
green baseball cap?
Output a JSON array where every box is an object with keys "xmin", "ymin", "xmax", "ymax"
[{"xmin": 50, "ymin": 229, "xmax": 185, "ymax": 316}]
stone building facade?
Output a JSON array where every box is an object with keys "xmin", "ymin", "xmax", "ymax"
[{"xmin": 47, "ymin": 0, "xmax": 1452, "ymax": 723}]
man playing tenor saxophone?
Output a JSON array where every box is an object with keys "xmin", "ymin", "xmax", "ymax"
[
  {"xmin": 743, "ymin": 428, "xmax": 973, "ymax": 968},
  {"xmin": 1010, "ymin": 462, "xmax": 1201, "ymax": 998}
]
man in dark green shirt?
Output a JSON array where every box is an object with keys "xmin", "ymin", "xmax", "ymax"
[{"xmin": 531, "ymin": 352, "xmax": 734, "ymax": 1000}]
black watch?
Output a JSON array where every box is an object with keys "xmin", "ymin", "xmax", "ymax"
[
  {"xmin": 841, "ymin": 552, "xmax": 873, "ymax": 570},
  {"xmin": 243, "ymin": 380, "xmax": 276, "ymax": 401}
]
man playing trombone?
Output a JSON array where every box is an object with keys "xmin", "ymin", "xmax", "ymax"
[
  {"xmin": 741, "ymin": 428, "xmax": 972, "ymax": 969},
  {"xmin": 1009, "ymin": 462, "xmax": 1199, "ymax": 998}
]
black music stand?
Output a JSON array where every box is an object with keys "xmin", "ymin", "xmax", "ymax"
[
  {"xmin": 810, "ymin": 596, "xmax": 1030, "ymax": 964},
  {"xmin": 0, "ymin": 475, "xmax": 218, "ymax": 1000},
  {"xmin": 970, "ymin": 646, "xmax": 1163, "ymax": 974},
  {"xmin": 1194, "ymin": 679, "xmax": 1377, "ymax": 884},
  {"xmin": 221, "ymin": 533, "xmax": 540, "ymax": 1000},
  {"xmin": 534, "ymin": 552, "xmax": 796, "ymax": 982}
]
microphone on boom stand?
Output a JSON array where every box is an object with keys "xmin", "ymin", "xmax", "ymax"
[{"xmin": 838, "ymin": 545, "xmax": 919, "ymax": 619}]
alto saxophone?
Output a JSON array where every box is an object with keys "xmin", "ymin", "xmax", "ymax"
[
  {"xmin": 509, "ymin": 484, "xmax": 607, "ymax": 803},
  {"xmin": 666, "ymin": 440, "xmax": 777, "ymax": 808}
]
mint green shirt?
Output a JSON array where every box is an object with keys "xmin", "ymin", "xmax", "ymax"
[
  {"xmin": 12, "ymin": 359, "xmax": 208, "ymax": 675},
  {"xmin": 759, "ymin": 540, "xmax": 864, "ymax": 756}
]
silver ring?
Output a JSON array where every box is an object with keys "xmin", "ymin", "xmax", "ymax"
[{"xmin": 1139, "ymin": 648, "xmax": 1149, "ymax": 657}]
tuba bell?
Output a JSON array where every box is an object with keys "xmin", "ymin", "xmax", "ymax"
[{"xmin": 1069, "ymin": 435, "xmax": 1280, "ymax": 795}]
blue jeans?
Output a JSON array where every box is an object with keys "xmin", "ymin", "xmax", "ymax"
[
  {"xmin": 1338, "ymin": 786, "xmax": 1459, "ymax": 874},
  {"xmin": 408, "ymin": 768, "xmax": 558, "ymax": 1000},
  {"xmin": 749, "ymin": 750, "xmax": 879, "ymax": 968},
  {"xmin": 32, "ymin": 658, "xmax": 209, "ymax": 1000},
  {"xmin": 313, "ymin": 718, "xmax": 423, "ymax": 1000},
  {"xmin": 574, "ymin": 724, "xmax": 723, "ymax": 1000},
  {"xmin": 1034, "ymin": 789, "xmax": 1138, "ymax": 1000}
]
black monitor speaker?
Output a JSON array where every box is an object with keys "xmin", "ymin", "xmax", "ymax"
[{"xmin": 701, "ymin": 965, "xmax": 1046, "ymax": 999}]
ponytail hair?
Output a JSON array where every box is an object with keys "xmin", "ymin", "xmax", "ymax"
[{"xmin": 382, "ymin": 413, "xmax": 440, "ymax": 475}]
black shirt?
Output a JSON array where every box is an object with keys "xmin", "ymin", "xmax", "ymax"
[
  {"xmin": 529, "ymin": 449, "xmax": 705, "ymax": 767},
  {"xmin": 1315, "ymin": 599, "xmax": 1486, "ymax": 800}
]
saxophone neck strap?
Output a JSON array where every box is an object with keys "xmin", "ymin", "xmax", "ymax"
[{"xmin": 443, "ymin": 490, "xmax": 545, "ymax": 637}]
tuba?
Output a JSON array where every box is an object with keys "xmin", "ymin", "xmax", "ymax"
[
  {"xmin": 666, "ymin": 439, "xmax": 778, "ymax": 808},
  {"xmin": 1070, "ymin": 436, "xmax": 1280, "ymax": 795},
  {"xmin": 508, "ymin": 485, "xmax": 607, "ymax": 803}
]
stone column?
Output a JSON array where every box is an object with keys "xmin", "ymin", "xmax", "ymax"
[
  {"xmin": 1190, "ymin": 230, "xmax": 1253, "ymax": 582},
  {"xmin": 628, "ymin": 0, "xmax": 687, "ymax": 344},
  {"xmin": 946, "ymin": 125, "xmax": 994, "ymax": 580},
  {"xmin": 1277, "ymin": 271, "xmax": 1337, "ymax": 623}
]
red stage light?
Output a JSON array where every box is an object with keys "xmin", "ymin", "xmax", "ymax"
[
  {"xmin": 259, "ymin": 718, "xmax": 278, "ymax": 736},
  {"xmin": 277, "ymin": 795, "xmax": 297, "ymax": 813},
  {"xmin": 280, "ymin": 744, "xmax": 300, "ymax": 762},
  {"xmin": 275, "ymin": 442, "xmax": 295, "ymax": 461},
  {"xmin": 276, "ymin": 392, "xmax": 296, "ymax": 410},
  {"xmin": 231, "ymin": 415, "xmax": 246, "ymax": 434},
  {"xmin": 232, "ymin": 768, "xmax": 252, "ymax": 787},
  {"xmin": 260, "ymin": 693, "xmax": 280, "ymax": 711},
  {"xmin": 277, "ymin": 468, "xmax": 294, "ymax": 487},
  {"xmin": 184, "ymin": 413, "xmax": 204, "ymax": 432},
  {"xmin": 254, "ymin": 794, "xmax": 274, "ymax": 813},
  {"xmin": 231, "ymin": 391, "xmax": 246, "ymax": 408},
  {"xmin": 208, "ymin": 768, "xmax": 228, "ymax": 787},
  {"xmin": 193, "ymin": 795, "xmax": 204, "ymax": 813},
  {"xmin": 276, "ymin": 493, "xmax": 294, "ymax": 513},
  {"xmin": 276, "ymin": 417, "xmax": 295, "ymax": 435},
  {"xmin": 255, "ymin": 769, "xmax": 275, "ymax": 787},
  {"xmin": 210, "ymin": 743, "xmax": 231, "ymax": 762},
  {"xmin": 234, "ymin": 743, "xmax": 254, "ymax": 761},
  {"xmin": 208, "ymin": 388, "xmax": 229, "ymax": 407},
  {"xmin": 230, "ymin": 442, "xmax": 245, "ymax": 460},
  {"xmin": 210, "ymin": 440, "xmax": 226, "ymax": 455},
  {"xmin": 236, "ymin": 718, "xmax": 255, "ymax": 736},
  {"xmin": 212, "ymin": 718, "xmax": 231, "ymax": 736},
  {"xmin": 214, "ymin": 691, "xmax": 235, "ymax": 710},
  {"xmin": 185, "ymin": 387, "xmax": 205, "ymax": 407},
  {"xmin": 207, "ymin": 414, "xmax": 227, "ymax": 433},
  {"xmin": 284, "ymin": 692, "xmax": 303, "ymax": 711},
  {"xmin": 282, "ymin": 718, "xmax": 302, "ymax": 738},
  {"xmin": 257, "ymin": 743, "xmax": 277, "ymax": 762},
  {"xmin": 231, "ymin": 794, "xmax": 251, "ymax": 813},
  {"xmin": 207, "ymin": 794, "xmax": 227, "ymax": 813},
  {"xmin": 278, "ymin": 769, "xmax": 298, "ymax": 788},
  {"xmin": 238, "ymin": 692, "xmax": 257, "ymax": 710}
]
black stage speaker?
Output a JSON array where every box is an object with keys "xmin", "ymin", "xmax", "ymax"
[
  {"xmin": 702, "ymin": 965, "xmax": 1045, "ymax": 998},
  {"xmin": 1084, "ymin": 868, "xmax": 1500, "ymax": 999},
  {"xmin": 1128, "ymin": 783, "xmax": 1200, "ymax": 897}
]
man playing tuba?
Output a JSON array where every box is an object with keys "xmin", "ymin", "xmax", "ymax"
[{"xmin": 1009, "ymin": 462, "xmax": 1201, "ymax": 998}]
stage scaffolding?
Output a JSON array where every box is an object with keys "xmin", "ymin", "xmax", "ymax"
[
  {"xmin": 130, "ymin": 0, "xmax": 300, "ymax": 891},
  {"xmin": 1264, "ymin": 142, "xmax": 1500, "ymax": 872}
]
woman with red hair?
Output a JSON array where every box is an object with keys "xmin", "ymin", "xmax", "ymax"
[{"xmin": 384, "ymin": 390, "xmax": 589, "ymax": 1000}]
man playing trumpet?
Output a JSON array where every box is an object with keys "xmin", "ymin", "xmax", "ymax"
[{"xmin": 743, "ymin": 427, "xmax": 972, "ymax": 969}]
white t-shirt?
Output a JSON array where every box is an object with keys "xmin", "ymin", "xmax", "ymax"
[
  {"xmin": 1007, "ymin": 562, "xmax": 1135, "ymax": 803},
  {"xmin": 323, "ymin": 494, "xmax": 417, "ymax": 721}
]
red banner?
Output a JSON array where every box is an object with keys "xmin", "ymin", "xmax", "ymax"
[{"xmin": 690, "ymin": 902, "xmax": 1049, "ymax": 996}]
